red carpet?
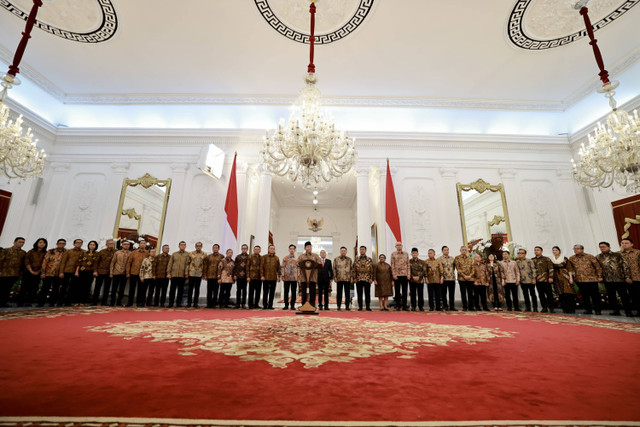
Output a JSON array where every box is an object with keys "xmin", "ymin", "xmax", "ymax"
[{"xmin": 0, "ymin": 307, "xmax": 639, "ymax": 426}]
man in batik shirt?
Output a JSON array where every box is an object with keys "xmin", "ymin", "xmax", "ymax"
[
  {"xmin": 454, "ymin": 246, "xmax": 474, "ymax": 311},
  {"xmin": 281, "ymin": 244, "xmax": 298, "ymax": 310},
  {"xmin": 0, "ymin": 237, "xmax": 26, "ymax": 307},
  {"xmin": 110, "ymin": 240, "xmax": 131, "ymax": 306},
  {"xmin": 297, "ymin": 242, "xmax": 322, "ymax": 307},
  {"xmin": 438, "ymin": 246, "xmax": 456, "ymax": 311},
  {"xmin": 516, "ymin": 248, "xmax": 538, "ymax": 312},
  {"xmin": 93, "ymin": 239, "xmax": 116, "ymax": 306},
  {"xmin": 391, "ymin": 242, "xmax": 410, "ymax": 311},
  {"xmin": 352, "ymin": 245, "xmax": 373, "ymax": 311},
  {"xmin": 59, "ymin": 239, "xmax": 86, "ymax": 306},
  {"xmin": 409, "ymin": 248, "xmax": 425, "ymax": 311},
  {"xmin": 620, "ymin": 238, "xmax": 640, "ymax": 316},
  {"xmin": 39, "ymin": 239, "xmax": 67, "ymax": 307},
  {"xmin": 167, "ymin": 241, "xmax": 189, "ymax": 308},
  {"xmin": 234, "ymin": 244, "xmax": 250, "ymax": 309},
  {"xmin": 247, "ymin": 246, "xmax": 262, "ymax": 309},
  {"xmin": 260, "ymin": 245, "xmax": 280, "ymax": 310},
  {"xmin": 153, "ymin": 244, "xmax": 171, "ymax": 307},
  {"xmin": 125, "ymin": 240, "xmax": 148, "ymax": 307},
  {"xmin": 139, "ymin": 249, "xmax": 156, "ymax": 307},
  {"xmin": 501, "ymin": 250, "xmax": 521, "ymax": 311},
  {"xmin": 203, "ymin": 244, "xmax": 224, "ymax": 308},
  {"xmin": 333, "ymin": 246, "xmax": 353, "ymax": 311},
  {"xmin": 186, "ymin": 242, "xmax": 207, "ymax": 308},
  {"xmin": 568, "ymin": 244, "xmax": 603, "ymax": 315},
  {"xmin": 218, "ymin": 249, "xmax": 236, "ymax": 308},
  {"xmin": 596, "ymin": 241, "xmax": 632, "ymax": 316},
  {"xmin": 532, "ymin": 246, "xmax": 555, "ymax": 313},
  {"xmin": 424, "ymin": 249, "xmax": 444, "ymax": 311}
]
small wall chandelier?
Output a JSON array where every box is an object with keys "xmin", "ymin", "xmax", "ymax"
[
  {"xmin": 570, "ymin": 0, "xmax": 640, "ymax": 193},
  {"xmin": 261, "ymin": 0, "xmax": 355, "ymax": 190},
  {"xmin": 0, "ymin": 0, "xmax": 46, "ymax": 180}
]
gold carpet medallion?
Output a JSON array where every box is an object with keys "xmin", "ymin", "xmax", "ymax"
[{"xmin": 87, "ymin": 317, "xmax": 515, "ymax": 368}]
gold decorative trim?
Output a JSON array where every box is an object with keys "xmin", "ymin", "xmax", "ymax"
[
  {"xmin": 622, "ymin": 215, "xmax": 640, "ymax": 239},
  {"xmin": 456, "ymin": 179, "xmax": 512, "ymax": 247},
  {"xmin": 113, "ymin": 174, "xmax": 172, "ymax": 246}
]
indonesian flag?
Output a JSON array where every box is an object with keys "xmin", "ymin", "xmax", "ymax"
[
  {"xmin": 220, "ymin": 153, "xmax": 238, "ymax": 254},
  {"xmin": 385, "ymin": 159, "xmax": 402, "ymax": 256}
]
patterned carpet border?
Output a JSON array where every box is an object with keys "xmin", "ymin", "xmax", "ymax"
[
  {"xmin": 1, "ymin": 418, "xmax": 640, "ymax": 427},
  {"xmin": 1, "ymin": 306, "xmax": 639, "ymax": 334}
]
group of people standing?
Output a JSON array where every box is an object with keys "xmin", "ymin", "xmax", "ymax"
[{"xmin": 0, "ymin": 235, "xmax": 639, "ymax": 318}]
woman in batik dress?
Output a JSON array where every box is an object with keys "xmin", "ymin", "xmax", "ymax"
[
  {"xmin": 551, "ymin": 246, "xmax": 575, "ymax": 313},
  {"xmin": 374, "ymin": 254, "xmax": 394, "ymax": 311}
]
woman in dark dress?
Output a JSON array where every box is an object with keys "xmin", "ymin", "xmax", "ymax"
[{"xmin": 374, "ymin": 254, "xmax": 393, "ymax": 311}]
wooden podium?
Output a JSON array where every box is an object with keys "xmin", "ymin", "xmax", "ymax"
[{"xmin": 297, "ymin": 258, "xmax": 320, "ymax": 315}]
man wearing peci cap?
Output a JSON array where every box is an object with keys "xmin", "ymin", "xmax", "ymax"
[{"xmin": 297, "ymin": 241, "xmax": 323, "ymax": 307}]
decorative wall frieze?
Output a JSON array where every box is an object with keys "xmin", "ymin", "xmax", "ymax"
[
  {"xmin": 50, "ymin": 162, "xmax": 71, "ymax": 173},
  {"xmin": 498, "ymin": 169, "xmax": 518, "ymax": 179},
  {"xmin": 439, "ymin": 168, "xmax": 458, "ymax": 179},
  {"xmin": 110, "ymin": 163, "xmax": 129, "ymax": 174},
  {"xmin": 170, "ymin": 163, "xmax": 190, "ymax": 173}
]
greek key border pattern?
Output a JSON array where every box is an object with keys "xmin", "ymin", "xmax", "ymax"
[
  {"xmin": 507, "ymin": 0, "xmax": 639, "ymax": 50},
  {"xmin": 0, "ymin": 0, "xmax": 118, "ymax": 43},
  {"xmin": 254, "ymin": 0, "xmax": 374, "ymax": 44}
]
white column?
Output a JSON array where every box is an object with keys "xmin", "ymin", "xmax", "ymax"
[
  {"xmin": 439, "ymin": 167, "xmax": 464, "ymax": 247},
  {"xmin": 356, "ymin": 166, "xmax": 372, "ymax": 257},
  {"xmin": 32, "ymin": 162, "xmax": 71, "ymax": 240},
  {"xmin": 254, "ymin": 165, "xmax": 273, "ymax": 250},
  {"xmin": 162, "ymin": 163, "xmax": 190, "ymax": 247},
  {"xmin": 98, "ymin": 163, "xmax": 130, "ymax": 243}
]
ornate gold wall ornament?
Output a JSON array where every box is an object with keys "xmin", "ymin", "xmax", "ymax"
[
  {"xmin": 113, "ymin": 174, "xmax": 172, "ymax": 247},
  {"xmin": 622, "ymin": 215, "xmax": 640, "ymax": 239},
  {"xmin": 457, "ymin": 179, "xmax": 512, "ymax": 247}
]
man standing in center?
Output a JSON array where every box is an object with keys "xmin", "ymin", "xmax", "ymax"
[
  {"xmin": 454, "ymin": 246, "xmax": 475, "ymax": 311},
  {"xmin": 391, "ymin": 242, "xmax": 410, "ymax": 311},
  {"xmin": 297, "ymin": 241, "xmax": 322, "ymax": 307},
  {"xmin": 218, "ymin": 249, "xmax": 236, "ymax": 308},
  {"xmin": 167, "ymin": 241, "xmax": 189, "ymax": 308},
  {"xmin": 93, "ymin": 239, "xmax": 116, "ymax": 306},
  {"xmin": 247, "ymin": 246, "xmax": 262, "ymax": 309},
  {"xmin": 317, "ymin": 249, "xmax": 333, "ymax": 310},
  {"xmin": 352, "ymin": 245, "xmax": 373, "ymax": 311},
  {"xmin": 153, "ymin": 244, "xmax": 171, "ymax": 307},
  {"xmin": 501, "ymin": 250, "xmax": 521, "ymax": 311},
  {"xmin": 409, "ymin": 248, "xmax": 425, "ymax": 311},
  {"xmin": 438, "ymin": 246, "xmax": 457, "ymax": 311},
  {"xmin": 203, "ymin": 244, "xmax": 224, "ymax": 308},
  {"xmin": 333, "ymin": 246, "xmax": 353, "ymax": 311},
  {"xmin": 532, "ymin": 246, "xmax": 555, "ymax": 313},
  {"xmin": 516, "ymin": 248, "xmax": 538, "ymax": 312},
  {"xmin": 110, "ymin": 240, "xmax": 131, "ymax": 307},
  {"xmin": 260, "ymin": 245, "xmax": 280, "ymax": 310},
  {"xmin": 568, "ymin": 244, "xmax": 603, "ymax": 315},
  {"xmin": 58, "ymin": 238, "xmax": 85, "ymax": 306},
  {"xmin": 425, "ymin": 249, "xmax": 444, "ymax": 311},
  {"xmin": 125, "ymin": 239, "xmax": 148, "ymax": 307},
  {"xmin": 186, "ymin": 242, "xmax": 207, "ymax": 308}
]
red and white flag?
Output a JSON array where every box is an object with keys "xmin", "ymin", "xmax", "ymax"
[
  {"xmin": 220, "ymin": 153, "xmax": 238, "ymax": 254},
  {"xmin": 385, "ymin": 159, "xmax": 402, "ymax": 256}
]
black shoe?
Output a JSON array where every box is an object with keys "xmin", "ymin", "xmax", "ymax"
[
  {"xmin": 290, "ymin": 307, "xmax": 295, "ymax": 310},
  {"xmin": 419, "ymin": 308, "xmax": 424, "ymax": 312},
  {"xmin": 411, "ymin": 308, "xmax": 417, "ymax": 312},
  {"xmin": 429, "ymin": 308, "xmax": 434, "ymax": 312},
  {"xmin": 532, "ymin": 308, "xmax": 538, "ymax": 312},
  {"xmin": 449, "ymin": 307, "xmax": 458, "ymax": 311},
  {"xmin": 358, "ymin": 308, "xmax": 363, "ymax": 311},
  {"xmin": 515, "ymin": 308, "xmax": 522, "ymax": 312},
  {"xmin": 611, "ymin": 311, "xmax": 621, "ymax": 316},
  {"xmin": 625, "ymin": 311, "xmax": 633, "ymax": 317},
  {"xmin": 595, "ymin": 310, "xmax": 601, "ymax": 315},
  {"xmin": 336, "ymin": 308, "xmax": 341, "ymax": 311},
  {"xmin": 366, "ymin": 308, "xmax": 372, "ymax": 311},
  {"xmin": 584, "ymin": 310, "xmax": 593, "ymax": 314},
  {"xmin": 345, "ymin": 308, "xmax": 351, "ymax": 311},
  {"xmin": 541, "ymin": 308, "xmax": 548, "ymax": 313},
  {"xmin": 282, "ymin": 306, "xmax": 288, "ymax": 310},
  {"xmin": 549, "ymin": 308, "xmax": 555, "ymax": 313},
  {"xmin": 176, "ymin": 304, "xmax": 182, "ymax": 308}
]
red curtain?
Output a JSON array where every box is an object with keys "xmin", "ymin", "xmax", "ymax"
[
  {"xmin": 0, "ymin": 190, "xmax": 11, "ymax": 238},
  {"xmin": 612, "ymin": 194, "xmax": 640, "ymax": 249}
]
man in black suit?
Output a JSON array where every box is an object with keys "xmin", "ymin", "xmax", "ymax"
[{"xmin": 317, "ymin": 249, "xmax": 333, "ymax": 310}]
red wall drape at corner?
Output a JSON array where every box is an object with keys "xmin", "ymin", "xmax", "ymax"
[
  {"xmin": 0, "ymin": 190, "xmax": 11, "ymax": 238},
  {"xmin": 612, "ymin": 194, "xmax": 640, "ymax": 248}
]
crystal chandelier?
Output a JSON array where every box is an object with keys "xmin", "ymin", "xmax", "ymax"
[
  {"xmin": 261, "ymin": 0, "xmax": 355, "ymax": 190},
  {"xmin": 0, "ymin": 0, "xmax": 46, "ymax": 180},
  {"xmin": 570, "ymin": 0, "xmax": 640, "ymax": 193}
]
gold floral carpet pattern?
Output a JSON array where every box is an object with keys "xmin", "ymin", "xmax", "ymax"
[{"xmin": 87, "ymin": 316, "xmax": 515, "ymax": 368}]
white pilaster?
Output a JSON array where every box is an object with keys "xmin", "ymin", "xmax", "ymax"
[
  {"xmin": 254, "ymin": 165, "xmax": 273, "ymax": 250},
  {"xmin": 439, "ymin": 167, "xmax": 464, "ymax": 248},
  {"xmin": 163, "ymin": 163, "xmax": 190, "ymax": 247},
  {"xmin": 498, "ymin": 169, "xmax": 524, "ymax": 243},
  {"xmin": 98, "ymin": 162, "xmax": 130, "ymax": 243},
  {"xmin": 356, "ymin": 166, "xmax": 372, "ymax": 257}
]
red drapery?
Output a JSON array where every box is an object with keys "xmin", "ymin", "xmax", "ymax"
[{"xmin": 0, "ymin": 190, "xmax": 11, "ymax": 238}]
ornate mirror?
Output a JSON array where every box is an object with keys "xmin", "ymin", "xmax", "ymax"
[
  {"xmin": 113, "ymin": 173, "xmax": 171, "ymax": 248},
  {"xmin": 456, "ymin": 179, "xmax": 512, "ymax": 247}
]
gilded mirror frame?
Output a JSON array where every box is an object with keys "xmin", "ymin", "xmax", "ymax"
[
  {"xmin": 113, "ymin": 173, "xmax": 172, "ymax": 247},
  {"xmin": 456, "ymin": 178, "xmax": 512, "ymax": 247}
]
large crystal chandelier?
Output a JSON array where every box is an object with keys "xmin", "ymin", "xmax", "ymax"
[
  {"xmin": 261, "ymin": 0, "xmax": 355, "ymax": 190},
  {"xmin": 570, "ymin": 0, "xmax": 640, "ymax": 193},
  {"xmin": 0, "ymin": 0, "xmax": 46, "ymax": 180}
]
